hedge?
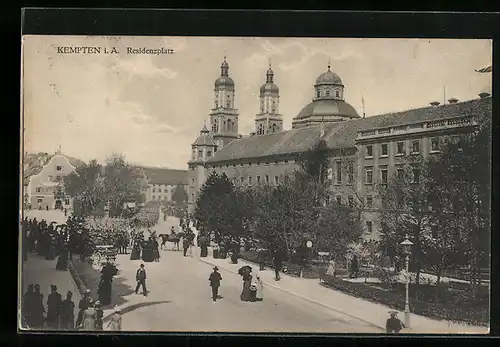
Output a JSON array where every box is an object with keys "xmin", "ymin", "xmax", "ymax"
[{"xmin": 321, "ymin": 274, "xmax": 489, "ymax": 326}]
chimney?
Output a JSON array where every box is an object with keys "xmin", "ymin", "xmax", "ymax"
[
  {"xmin": 447, "ymin": 98, "xmax": 459, "ymax": 104},
  {"xmin": 479, "ymin": 92, "xmax": 491, "ymax": 99},
  {"xmin": 430, "ymin": 101, "xmax": 440, "ymax": 107}
]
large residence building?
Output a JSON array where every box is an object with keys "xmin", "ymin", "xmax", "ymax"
[
  {"xmin": 141, "ymin": 167, "xmax": 188, "ymax": 203},
  {"xmin": 187, "ymin": 57, "xmax": 492, "ymax": 238}
]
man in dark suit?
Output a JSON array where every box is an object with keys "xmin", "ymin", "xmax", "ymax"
[
  {"xmin": 209, "ymin": 266, "xmax": 222, "ymax": 301},
  {"xmin": 135, "ymin": 264, "xmax": 147, "ymax": 296}
]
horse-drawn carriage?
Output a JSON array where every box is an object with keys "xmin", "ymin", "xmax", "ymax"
[{"xmin": 91, "ymin": 245, "xmax": 118, "ymax": 265}]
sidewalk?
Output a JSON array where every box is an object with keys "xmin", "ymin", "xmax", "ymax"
[
  {"xmin": 199, "ymin": 250, "xmax": 488, "ymax": 334},
  {"xmin": 20, "ymin": 252, "xmax": 82, "ymax": 328}
]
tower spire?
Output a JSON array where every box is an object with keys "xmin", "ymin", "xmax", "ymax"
[
  {"xmin": 266, "ymin": 58, "xmax": 274, "ymax": 83},
  {"xmin": 220, "ymin": 54, "xmax": 229, "ymax": 76}
]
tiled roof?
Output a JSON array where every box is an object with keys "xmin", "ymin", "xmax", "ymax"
[
  {"xmin": 207, "ymin": 97, "xmax": 491, "ymax": 163},
  {"xmin": 141, "ymin": 167, "xmax": 188, "ymax": 186}
]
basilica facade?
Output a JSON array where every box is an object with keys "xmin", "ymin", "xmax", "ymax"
[{"xmin": 187, "ymin": 57, "xmax": 491, "ymax": 239}]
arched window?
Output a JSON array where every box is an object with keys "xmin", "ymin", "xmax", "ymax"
[
  {"xmin": 226, "ymin": 100, "xmax": 231, "ymax": 108},
  {"xmin": 261, "ymin": 101, "xmax": 264, "ymax": 112},
  {"xmin": 223, "ymin": 120, "xmax": 227, "ymax": 131},
  {"xmin": 272, "ymin": 123, "xmax": 277, "ymax": 133},
  {"xmin": 212, "ymin": 122, "xmax": 218, "ymax": 133},
  {"xmin": 215, "ymin": 100, "xmax": 218, "ymax": 108},
  {"xmin": 335, "ymin": 90, "xmax": 340, "ymax": 98},
  {"xmin": 316, "ymin": 90, "xmax": 320, "ymax": 98},
  {"xmin": 230, "ymin": 120, "xmax": 235, "ymax": 132},
  {"xmin": 325, "ymin": 90, "xmax": 330, "ymax": 97},
  {"xmin": 258, "ymin": 124, "xmax": 264, "ymax": 135}
]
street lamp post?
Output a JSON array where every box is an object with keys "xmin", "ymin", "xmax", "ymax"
[
  {"xmin": 300, "ymin": 240, "xmax": 313, "ymax": 278},
  {"xmin": 400, "ymin": 235, "xmax": 414, "ymax": 328}
]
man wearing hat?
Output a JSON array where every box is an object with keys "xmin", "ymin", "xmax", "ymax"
[
  {"xmin": 209, "ymin": 266, "xmax": 222, "ymax": 302},
  {"xmin": 386, "ymin": 311, "xmax": 405, "ymax": 333},
  {"xmin": 135, "ymin": 263, "xmax": 147, "ymax": 296}
]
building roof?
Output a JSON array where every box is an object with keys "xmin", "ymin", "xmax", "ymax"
[
  {"xmin": 23, "ymin": 153, "xmax": 85, "ymax": 184},
  {"xmin": 315, "ymin": 69, "xmax": 343, "ymax": 86},
  {"xmin": 294, "ymin": 99, "xmax": 361, "ymax": 121},
  {"xmin": 206, "ymin": 96, "xmax": 491, "ymax": 164},
  {"xmin": 192, "ymin": 125, "xmax": 217, "ymax": 147},
  {"xmin": 141, "ymin": 167, "xmax": 188, "ymax": 186}
]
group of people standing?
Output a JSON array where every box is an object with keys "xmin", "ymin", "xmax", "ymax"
[
  {"xmin": 130, "ymin": 229, "xmax": 161, "ymax": 262},
  {"xmin": 22, "ymin": 284, "xmax": 76, "ymax": 330}
]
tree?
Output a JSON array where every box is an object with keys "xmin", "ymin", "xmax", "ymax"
[
  {"xmin": 104, "ymin": 154, "xmax": 148, "ymax": 217},
  {"xmin": 171, "ymin": 184, "xmax": 188, "ymax": 205},
  {"xmin": 315, "ymin": 202, "xmax": 363, "ymax": 261},
  {"xmin": 194, "ymin": 172, "xmax": 247, "ymax": 244},
  {"xmin": 427, "ymin": 116, "xmax": 491, "ymax": 295},
  {"xmin": 64, "ymin": 159, "xmax": 107, "ymax": 217},
  {"xmin": 377, "ymin": 156, "xmax": 437, "ymax": 284},
  {"xmin": 63, "ymin": 154, "xmax": 148, "ymax": 218}
]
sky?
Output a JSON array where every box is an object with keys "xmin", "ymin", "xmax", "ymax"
[{"xmin": 22, "ymin": 36, "xmax": 492, "ymax": 170}]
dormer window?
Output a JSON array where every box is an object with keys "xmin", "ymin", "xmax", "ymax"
[
  {"xmin": 325, "ymin": 90, "xmax": 330, "ymax": 97},
  {"xmin": 335, "ymin": 90, "xmax": 340, "ymax": 98}
]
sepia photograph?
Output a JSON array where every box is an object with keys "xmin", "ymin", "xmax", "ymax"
[{"xmin": 20, "ymin": 35, "xmax": 491, "ymax": 334}]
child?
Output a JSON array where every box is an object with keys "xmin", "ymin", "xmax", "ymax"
[{"xmin": 107, "ymin": 306, "xmax": 122, "ymax": 331}]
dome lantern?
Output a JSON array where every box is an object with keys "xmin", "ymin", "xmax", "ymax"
[{"xmin": 215, "ymin": 56, "xmax": 235, "ymax": 88}]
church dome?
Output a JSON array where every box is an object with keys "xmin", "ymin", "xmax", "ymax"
[
  {"xmin": 215, "ymin": 57, "xmax": 234, "ymax": 88},
  {"xmin": 260, "ymin": 82, "xmax": 279, "ymax": 94},
  {"xmin": 315, "ymin": 69, "xmax": 343, "ymax": 86},
  {"xmin": 215, "ymin": 75, "xmax": 235, "ymax": 87},
  {"xmin": 294, "ymin": 99, "xmax": 360, "ymax": 120},
  {"xmin": 192, "ymin": 124, "xmax": 216, "ymax": 147}
]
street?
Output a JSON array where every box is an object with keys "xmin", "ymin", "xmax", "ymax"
[{"xmin": 106, "ymin": 250, "xmax": 382, "ymax": 332}]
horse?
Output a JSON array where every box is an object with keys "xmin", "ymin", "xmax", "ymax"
[{"xmin": 158, "ymin": 232, "xmax": 184, "ymax": 251}]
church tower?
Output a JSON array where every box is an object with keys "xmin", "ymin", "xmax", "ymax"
[
  {"xmin": 209, "ymin": 57, "xmax": 239, "ymax": 149},
  {"xmin": 255, "ymin": 61, "xmax": 283, "ymax": 135},
  {"xmin": 187, "ymin": 124, "xmax": 217, "ymax": 214}
]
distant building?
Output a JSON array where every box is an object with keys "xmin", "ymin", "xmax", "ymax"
[
  {"xmin": 187, "ymin": 57, "xmax": 492, "ymax": 239},
  {"xmin": 23, "ymin": 151, "xmax": 85, "ymax": 210},
  {"xmin": 141, "ymin": 167, "xmax": 188, "ymax": 203}
]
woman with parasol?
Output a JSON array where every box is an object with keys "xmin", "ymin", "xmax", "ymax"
[{"xmin": 238, "ymin": 265, "xmax": 254, "ymax": 302}]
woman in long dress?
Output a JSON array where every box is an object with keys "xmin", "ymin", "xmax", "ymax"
[
  {"xmin": 82, "ymin": 304, "xmax": 97, "ymax": 331},
  {"xmin": 326, "ymin": 259, "xmax": 336, "ymax": 277},
  {"xmin": 254, "ymin": 269, "xmax": 264, "ymax": 301},
  {"xmin": 239, "ymin": 267, "xmax": 253, "ymax": 302}
]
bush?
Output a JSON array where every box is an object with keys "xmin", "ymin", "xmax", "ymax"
[
  {"xmin": 322, "ymin": 274, "xmax": 488, "ymax": 326},
  {"xmin": 372, "ymin": 266, "xmax": 398, "ymax": 289}
]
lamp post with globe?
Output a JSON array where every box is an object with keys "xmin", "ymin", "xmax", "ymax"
[{"xmin": 400, "ymin": 235, "xmax": 414, "ymax": 328}]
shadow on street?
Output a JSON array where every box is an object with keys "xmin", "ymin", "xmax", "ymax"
[
  {"xmin": 72, "ymin": 259, "xmax": 135, "ymax": 308},
  {"xmin": 102, "ymin": 300, "xmax": 171, "ymax": 322}
]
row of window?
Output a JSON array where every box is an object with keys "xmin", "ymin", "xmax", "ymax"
[
  {"xmin": 212, "ymin": 159, "xmax": 292, "ymax": 170},
  {"xmin": 316, "ymin": 89, "xmax": 341, "ymax": 98},
  {"xmin": 365, "ymin": 137, "xmax": 444, "ymax": 158},
  {"xmin": 256, "ymin": 123, "xmax": 279, "ymax": 135},
  {"xmin": 151, "ymin": 186, "xmax": 174, "ymax": 193},
  {"xmin": 211, "ymin": 119, "xmax": 236, "ymax": 133},
  {"xmin": 232, "ymin": 174, "xmax": 280, "ymax": 186},
  {"xmin": 364, "ymin": 165, "xmax": 420, "ymax": 185},
  {"xmin": 327, "ymin": 161, "xmax": 355, "ymax": 185},
  {"xmin": 151, "ymin": 195, "xmax": 171, "ymax": 201}
]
